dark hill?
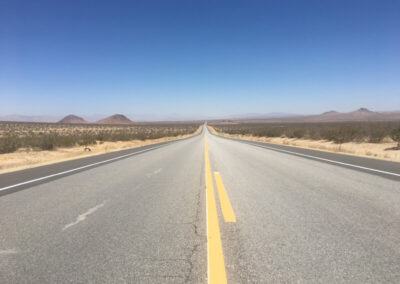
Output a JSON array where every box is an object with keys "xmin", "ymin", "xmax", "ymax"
[
  {"xmin": 58, "ymin": 115, "xmax": 87, "ymax": 124},
  {"xmin": 97, "ymin": 114, "xmax": 134, "ymax": 125}
]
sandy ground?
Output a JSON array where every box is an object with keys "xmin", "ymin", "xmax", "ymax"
[
  {"xmin": 0, "ymin": 126, "xmax": 202, "ymax": 174},
  {"xmin": 208, "ymin": 126, "xmax": 400, "ymax": 163}
]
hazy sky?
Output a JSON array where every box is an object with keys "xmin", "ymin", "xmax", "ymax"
[{"xmin": 1, "ymin": 0, "xmax": 399, "ymax": 118}]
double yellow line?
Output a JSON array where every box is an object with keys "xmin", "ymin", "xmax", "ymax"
[{"xmin": 205, "ymin": 137, "xmax": 236, "ymax": 284}]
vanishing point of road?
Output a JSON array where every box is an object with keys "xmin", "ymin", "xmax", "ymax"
[{"xmin": 1, "ymin": 126, "xmax": 399, "ymax": 283}]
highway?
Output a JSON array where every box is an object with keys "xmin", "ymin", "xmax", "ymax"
[{"xmin": 1, "ymin": 127, "xmax": 399, "ymax": 283}]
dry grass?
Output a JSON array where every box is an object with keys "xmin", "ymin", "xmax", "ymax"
[
  {"xmin": 0, "ymin": 122, "xmax": 202, "ymax": 153},
  {"xmin": 0, "ymin": 126, "xmax": 202, "ymax": 174},
  {"xmin": 208, "ymin": 126, "xmax": 400, "ymax": 162}
]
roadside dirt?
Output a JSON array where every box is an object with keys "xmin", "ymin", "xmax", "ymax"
[
  {"xmin": 208, "ymin": 126, "xmax": 400, "ymax": 163},
  {"xmin": 0, "ymin": 126, "xmax": 202, "ymax": 174}
]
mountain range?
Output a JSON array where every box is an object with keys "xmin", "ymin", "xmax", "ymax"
[
  {"xmin": 1, "ymin": 108, "xmax": 400, "ymax": 123},
  {"xmin": 237, "ymin": 108, "xmax": 400, "ymax": 123},
  {"xmin": 57, "ymin": 114, "xmax": 135, "ymax": 124}
]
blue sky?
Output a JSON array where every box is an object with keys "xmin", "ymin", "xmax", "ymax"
[{"xmin": 1, "ymin": 0, "xmax": 399, "ymax": 119}]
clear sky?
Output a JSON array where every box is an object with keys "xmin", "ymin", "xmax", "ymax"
[{"xmin": 1, "ymin": 0, "xmax": 399, "ymax": 119}]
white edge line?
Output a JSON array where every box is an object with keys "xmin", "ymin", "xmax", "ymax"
[
  {"xmin": 243, "ymin": 141, "xmax": 400, "ymax": 177},
  {"xmin": 0, "ymin": 145, "xmax": 164, "ymax": 192}
]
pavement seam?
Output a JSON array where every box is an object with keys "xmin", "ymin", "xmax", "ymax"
[{"xmin": 184, "ymin": 152, "xmax": 206, "ymax": 284}]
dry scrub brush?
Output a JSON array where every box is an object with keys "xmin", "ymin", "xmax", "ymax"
[
  {"xmin": 0, "ymin": 122, "xmax": 201, "ymax": 154},
  {"xmin": 210, "ymin": 122, "xmax": 400, "ymax": 146}
]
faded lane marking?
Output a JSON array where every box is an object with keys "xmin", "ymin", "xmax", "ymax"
[
  {"xmin": 62, "ymin": 202, "xmax": 105, "ymax": 231},
  {"xmin": 146, "ymin": 168, "xmax": 162, "ymax": 178},
  {"xmin": 0, "ymin": 249, "xmax": 18, "ymax": 255},
  {"xmin": 214, "ymin": 172, "xmax": 236, "ymax": 223},
  {"xmin": 205, "ymin": 137, "xmax": 227, "ymax": 284}
]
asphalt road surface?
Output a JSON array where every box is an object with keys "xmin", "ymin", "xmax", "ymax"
[{"xmin": 1, "ymin": 127, "xmax": 399, "ymax": 283}]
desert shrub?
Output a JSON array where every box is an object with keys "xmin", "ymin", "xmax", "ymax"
[
  {"xmin": 292, "ymin": 129, "xmax": 306, "ymax": 139},
  {"xmin": 56, "ymin": 135, "xmax": 76, "ymax": 147},
  {"xmin": 0, "ymin": 122, "xmax": 201, "ymax": 153},
  {"xmin": 268, "ymin": 128, "xmax": 284, "ymax": 137},
  {"xmin": 368, "ymin": 127, "xmax": 386, "ymax": 143},
  {"xmin": 39, "ymin": 134, "xmax": 56, "ymax": 150},
  {"xmin": 78, "ymin": 136, "xmax": 97, "ymax": 146},
  {"xmin": 0, "ymin": 135, "xmax": 20, "ymax": 153},
  {"xmin": 390, "ymin": 128, "xmax": 400, "ymax": 149},
  {"xmin": 308, "ymin": 128, "xmax": 322, "ymax": 140},
  {"xmin": 210, "ymin": 121, "xmax": 400, "ymax": 144}
]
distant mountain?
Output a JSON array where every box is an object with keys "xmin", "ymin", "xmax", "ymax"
[
  {"xmin": 58, "ymin": 115, "xmax": 87, "ymax": 124},
  {"xmin": 355, "ymin": 107, "xmax": 373, "ymax": 113},
  {"xmin": 321, "ymin": 111, "xmax": 339, "ymax": 116},
  {"xmin": 309, "ymin": 108, "xmax": 400, "ymax": 122},
  {"xmin": 97, "ymin": 114, "xmax": 134, "ymax": 125},
  {"xmin": 230, "ymin": 112, "xmax": 300, "ymax": 119},
  {"xmin": 235, "ymin": 108, "xmax": 400, "ymax": 123},
  {"xmin": 0, "ymin": 115, "xmax": 62, "ymax": 123}
]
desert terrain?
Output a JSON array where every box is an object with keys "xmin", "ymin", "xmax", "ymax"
[
  {"xmin": 0, "ymin": 121, "xmax": 202, "ymax": 173},
  {"xmin": 208, "ymin": 121, "xmax": 400, "ymax": 162}
]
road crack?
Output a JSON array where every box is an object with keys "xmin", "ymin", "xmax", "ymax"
[{"xmin": 184, "ymin": 158, "xmax": 206, "ymax": 284}]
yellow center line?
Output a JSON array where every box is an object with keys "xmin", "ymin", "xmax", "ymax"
[
  {"xmin": 205, "ymin": 137, "xmax": 227, "ymax": 284},
  {"xmin": 214, "ymin": 172, "xmax": 236, "ymax": 223}
]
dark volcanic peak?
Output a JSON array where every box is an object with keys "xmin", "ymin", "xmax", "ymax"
[
  {"xmin": 321, "ymin": 110, "xmax": 339, "ymax": 116},
  {"xmin": 97, "ymin": 114, "xmax": 134, "ymax": 125},
  {"xmin": 355, "ymin": 107, "xmax": 373, "ymax": 113},
  {"xmin": 58, "ymin": 114, "xmax": 87, "ymax": 124}
]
